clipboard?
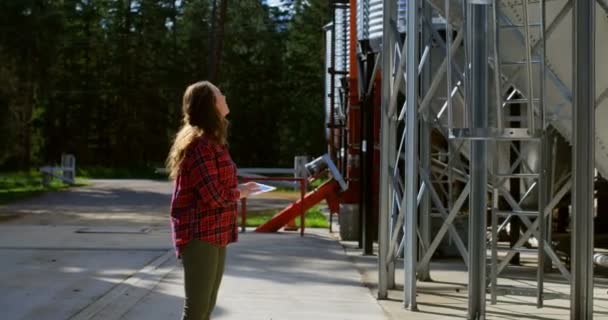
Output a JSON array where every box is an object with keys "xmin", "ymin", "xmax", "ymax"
[{"xmin": 249, "ymin": 182, "xmax": 277, "ymax": 196}]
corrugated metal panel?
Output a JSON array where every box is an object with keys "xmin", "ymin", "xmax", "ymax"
[
  {"xmin": 324, "ymin": 24, "xmax": 333, "ymax": 138},
  {"xmin": 357, "ymin": 0, "xmax": 407, "ymax": 41},
  {"xmin": 334, "ymin": 7, "xmax": 349, "ymax": 122},
  {"xmin": 335, "ymin": 7, "xmax": 350, "ymax": 77},
  {"xmin": 367, "ymin": 0, "xmax": 383, "ymax": 39},
  {"xmin": 397, "ymin": 0, "xmax": 407, "ymax": 33},
  {"xmin": 324, "ymin": 7, "xmax": 350, "ymax": 139},
  {"xmin": 356, "ymin": 0, "xmax": 367, "ymax": 40}
]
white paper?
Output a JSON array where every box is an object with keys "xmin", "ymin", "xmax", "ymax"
[{"xmin": 249, "ymin": 182, "xmax": 277, "ymax": 196}]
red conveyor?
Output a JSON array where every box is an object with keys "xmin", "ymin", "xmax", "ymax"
[{"xmin": 255, "ymin": 179, "xmax": 341, "ymax": 233}]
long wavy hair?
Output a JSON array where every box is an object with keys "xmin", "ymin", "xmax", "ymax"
[{"xmin": 166, "ymin": 81, "xmax": 228, "ymax": 179}]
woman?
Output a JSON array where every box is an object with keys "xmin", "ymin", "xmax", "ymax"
[{"xmin": 166, "ymin": 81, "xmax": 259, "ymax": 320}]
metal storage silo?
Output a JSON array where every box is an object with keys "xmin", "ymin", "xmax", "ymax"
[
  {"xmin": 324, "ymin": 6, "xmax": 350, "ymax": 141},
  {"xmin": 357, "ymin": 0, "xmax": 407, "ymax": 51}
]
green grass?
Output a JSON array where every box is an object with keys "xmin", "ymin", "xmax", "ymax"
[
  {"xmin": 310, "ymin": 177, "xmax": 328, "ymax": 188},
  {"xmin": 271, "ymin": 186, "xmax": 300, "ymax": 192},
  {"xmin": 0, "ymin": 171, "xmax": 88, "ymax": 205},
  {"xmin": 268, "ymin": 177, "xmax": 330, "ymax": 192},
  {"xmin": 243, "ymin": 205, "xmax": 329, "ymax": 228}
]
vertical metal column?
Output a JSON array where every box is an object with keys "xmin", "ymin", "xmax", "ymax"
[
  {"xmin": 360, "ymin": 9, "xmax": 376, "ymax": 255},
  {"xmin": 363, "ymin": 52, "xmax": 375, "ymax": 256},
  {"xmin": 378, "ymin": 0, "xmax": 398, "ymax": 300},
  {"xmin": 546, "ymin": 134, "xmax": 558, "ymax": 272},
  {"xmin": 571, "ymin": 0, "xmax": 595, "ymax": 318},
  {"xmin": 538, "ymin": 0, "xmax": 549, "ymax": 307},
  {"xmin": 330, "ymin": 6, "xmax": 337, "ymax": 161},
  {"xmin": 418, "ymin": 0, "xmax": 433, "ymax": 282},
  {"xmin": 538, "ymin": 132, "xmax": 550, "ymax": 307},
  {"xmin": 467, "ymin": 1, "xmax": 489, "ymax": 319},
  {"xmin": 404, "ymin": 0, "xmax": 420, "ymax": 310},
  {"xmin": 490, "ymin": 140, "xmax": 499, "ymax": 305}
]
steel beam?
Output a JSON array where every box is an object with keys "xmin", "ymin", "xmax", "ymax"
[
  {"xmin": 571, "ymin": 0, "xmax": 595, "ymax": 318},
  {"xmin": 378, "ymin": 0, "xmax": 398, "ymax": 300},
  {"xmin": 418, "ymin": 0, "xmax": 434, "ymax": 282},
  {"xmin": 404, "ymin": 0, "xmax": 420, "ymax": 310},
  {"xmin": 467, "ymin": 2, "xmax": 489, "ymax": 319}
]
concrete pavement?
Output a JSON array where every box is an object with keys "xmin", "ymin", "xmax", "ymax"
[
  {"xmin": 0, "ymin": 225, "xmax": 389, "ymax": 320},
  {"xmin": 0, "ymin": 180, "xmax": 389, "ymax": 320},
  {"xmin": 123, "ymin": 231, "xmax": 389, "ymax": 320},
  {"xmin": 5, "ymin": 179, "xmax": 607, "ymax": 320},
  {"xmin": 341, "ymin": 241, "xmax": 608, "ymax": 320},
  {"xmin": 0, "ymin": 179, "xmax": 295, "ymax": 227}
]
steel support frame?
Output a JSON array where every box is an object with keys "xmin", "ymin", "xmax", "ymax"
[
  {"xmin": 376, "ymin": 0, "xmax": 596, "ymax": 318},
  {"xmin": 379, "ymin": 0, "xmax": 475, "ymax": 311},
  {"xmin": 493, "ymin": 183, "xmax": 572, "ymax": 280}
]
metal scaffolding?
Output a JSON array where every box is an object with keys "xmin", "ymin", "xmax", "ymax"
[{"xmin": 373, "ymin": 0, "xmax": 598, "ymax": 319}]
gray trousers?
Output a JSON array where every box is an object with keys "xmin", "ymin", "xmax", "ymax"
[{"xmin": 181, "ymin": 240, "xmax": 226, "ymax": 320}]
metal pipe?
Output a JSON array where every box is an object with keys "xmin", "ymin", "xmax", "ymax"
[
  {"xmin": 521, "ymin": 0, "xmax": 536, "ymax": 134},
  {"xmin": 467, "ymin": 2, "xmax": 489, "ymax": 318},
  {"xmin": 537, "ymin": 0, "xmax": 548, "ymax": 304},
  {"xmin": 491, "ymin": 143, "xmax": 499, "ymax": 304},
  {"xmin": 571, "ymin": 0, "xmax": 595, "ymax": 317},
  {"xmin": 362, "ymin": 52, "xmax": 375, "ymax": 255},
  {"xmin": 446, "ymin": 0, "xmax": 454, "ymax": 132},
  {"xmin": 241, "ymin": 198, "xmax": 247, "ymax": 233},
  {"xmin": 300, "ymin": 179, "xmax": 306, "ymax": 237},
  {"xmin": 538, "ymin": 132, "xmax": 550, "ymax": 307},
  {"xmin": 418, "ymin": 0, "xmax": 434, "ymax": 282},
  {"xmin": 546, "ymin": 134, "xmax": 558, "ymax": 272},
  {"xmin": 404, "ymin": 0, "xmax": 420, "ymax": 309},
  {"xmin": 491, "ymin": 0, "xmax": 503, "ymax": 129},
  {"xmin": 418, "ymin": 142, "xmax": 433, "ymax": 276},
  {"xmin": 330, "ymin": 7, "xmax": 337, "ymax": 161},
  {"xmin": 540, "ymin": 0, "xmax": 547, "ymax": 131},
  {"xmin": 378, "ymin": 0, "xmax": 397, "ymax": 300}
]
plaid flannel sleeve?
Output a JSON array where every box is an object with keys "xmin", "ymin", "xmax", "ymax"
[{"xmin": 191, "ymin": 144, "xmax": 240, "ymax": 208}]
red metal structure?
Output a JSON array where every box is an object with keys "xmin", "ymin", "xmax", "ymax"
[
  {"xmin": 239, "ymin": 176, "xmax": 307, "ymax": 236},
  {"xmin": 254, "ymin": 179, "xmax": 341, "ymax": 233},
  {"xmin": 341, "ymin": 0, "xmax": 360, "ymax": 206},
  {"xmin": 242, "ymin": 2, "xmax": 379, "ymax": 244}
]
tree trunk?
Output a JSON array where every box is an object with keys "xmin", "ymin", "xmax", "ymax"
[{"xmin": 208, "ymin": 0, "xmax": 228, "ymax": 82}]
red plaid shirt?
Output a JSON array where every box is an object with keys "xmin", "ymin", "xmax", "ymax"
[{"xmin": 170, "ymin": 136, "xmax": 240, "ymax": 257}]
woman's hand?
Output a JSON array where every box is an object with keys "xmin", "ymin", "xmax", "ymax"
[{"xmin": 237, "ymin": 182, "xmax": 261, "ymax": 199}]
